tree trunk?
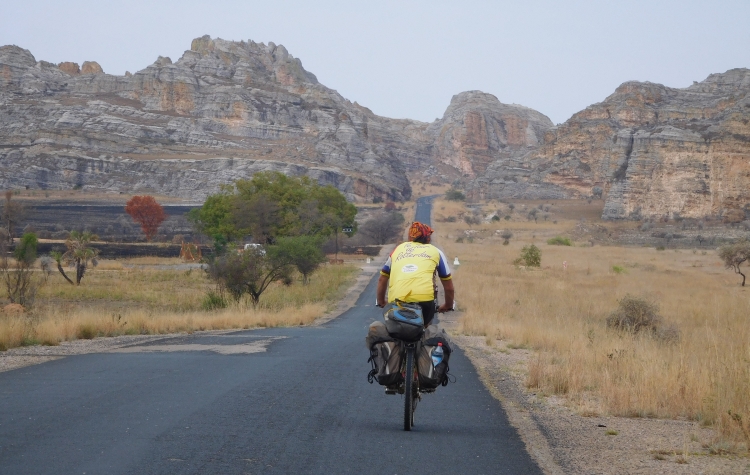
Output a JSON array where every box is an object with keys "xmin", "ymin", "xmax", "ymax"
[
  {"xmin": 741, "ymin": 269, "xmax": 746, "ymax": 287},
  {"xmin": 57, "ymin": 262, "xmax": 74, "ymax": 285}
]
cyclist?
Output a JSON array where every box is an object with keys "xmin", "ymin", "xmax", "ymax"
[{"xmin": 376, "ymin": 221, "xmax": 454, "ymax": 325}]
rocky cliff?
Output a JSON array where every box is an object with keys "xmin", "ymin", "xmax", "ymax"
[
  {"xmin": 3, "ymin": 36, "xmax": 746, "ymax": 220},
  {"xmin": 470, "ymin": 69, "xmax": 750, "ymax": 219},
  {"xmin": 0, "ymin": 36, "xmax": 556, "ymax": 203},
  {"xmin": 0, "ymin": 36, "xmax": 436, "ymax": 202}
]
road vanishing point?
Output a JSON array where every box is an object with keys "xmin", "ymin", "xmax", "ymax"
[{"xmin": 0, "ymin": 197, "xmax": 543, "ymax": 475}]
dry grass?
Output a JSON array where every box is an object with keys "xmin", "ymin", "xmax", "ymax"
[
  {"xmin": 1, "ymin": 260, "xmax": 358, "ymax": 350},
  {"xmin": 435, "ymin": 198, "xmax": 750, "ymax": 450}
]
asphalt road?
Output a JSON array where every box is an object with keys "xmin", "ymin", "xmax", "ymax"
[{"xmin": 0, "ymin": 197, "xmax": 542, "ymax": 475}]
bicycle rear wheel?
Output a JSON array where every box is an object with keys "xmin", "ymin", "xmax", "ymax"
[{"xmin": 403, "ymin": 348, "xmax": 415, "ymax": 431}]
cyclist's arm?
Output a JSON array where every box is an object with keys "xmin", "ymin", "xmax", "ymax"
[
  {"xmin": 376, "ymin": 257, "xmax": 392, "ymax": 307},
  {"xmin": 435, "ymin": 249, "xmax": 454, "ymax": 312},
  {"xmin": 376, "ymin": 274, "xmax": 389, "ymax": 307},
  {"xmin": 437, "ymin": 279, "xmax": 454, "ymax": 312}
]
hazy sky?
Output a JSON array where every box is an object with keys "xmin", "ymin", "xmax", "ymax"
[{"xmin": 2, "ymin": 0, "xmax": 748, "ymax": 124}]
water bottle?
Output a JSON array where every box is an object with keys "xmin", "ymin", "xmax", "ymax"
[{"xmin": 431, "ymin": 342, "xmax": 444, "ymax": 367}]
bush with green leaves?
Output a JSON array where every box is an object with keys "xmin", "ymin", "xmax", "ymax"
[
  {"xmin": 273, "ymin": 236, "xmax": 327, "ymax": 284},
  {"xmin": 189, "ymin": 171, "xmax": 357, "ymax": 245},
  {"xmin": 445, "ymin": 189, "xmax": 466, "ymax": 201},
  {"xmin": 547, "ymin": 236, "xmax": 572, "ymax": 246},
  {"xmin": 1, "ymin": 232, "xmax": 43, "ymax": 307},
  {"xmin": 515, "ymin": 244, "xmax": 541, "ymax": 267}
]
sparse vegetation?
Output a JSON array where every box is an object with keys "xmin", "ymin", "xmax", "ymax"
[
  {"xmin": 547, "ymin": 236, "xmax": 572, "ymax": 246},
  {"xmin": 435, "ymin": 197, "xmax": 750, "ymax": 448},
  {"xmin": 0, "ymin": 258, "xmax": 358, "ymax": 351},
  {"xmin": 718, "ymin": 240, "xmax": 750, "ymax": 286},
  {"xmin": 515, "ymin": 244, "xmax": 541, "ymax": 267},
  {"xmin": 445, "ymin": 189, "xmax": 466, "ymax": 201}
]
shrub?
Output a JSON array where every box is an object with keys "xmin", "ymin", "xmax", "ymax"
[
  {"xmin": 611, "ymin": 265, "xmax": 626, "ymax": 274},
  {"xmin": 500, "ymin": 230, "xmax": 513, "ymax": 245},
  {"xmin": 606, "ymin": 295, "xmax": 660, "ymax": 334},
  {"xmin": 515, "ymin": 244, "xmax": 541, "ymax": 267},
  {"xmin": 77, "ymin": 324, "xmax": 97, "ymax": 340},
  {"xmin": 547, "ymin": 236, "xmax": 572, "ymax": 246},
  {"xmin": 445, "ymin": 189, "xmax": 466, "ymax": 201},
  {"xmin": 491, "ymin": 215, "xmax": 500, "ymax": 222},
  {"xmin": 202, "ymin": 290, "xmax": 228, "ymax": 310}
]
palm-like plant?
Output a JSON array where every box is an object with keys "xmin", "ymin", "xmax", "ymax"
[{"xmin": 51, "ymin": 231, "xmax": 99, "ymax": 285}]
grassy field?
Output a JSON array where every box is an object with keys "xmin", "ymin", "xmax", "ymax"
[
  {"xmin": 434, "ymin": 197, "xmax": 750, "ymax": 450},
  {"xmin": 0, "ymin": 258, "xmax": 359, "ymax": 350}
]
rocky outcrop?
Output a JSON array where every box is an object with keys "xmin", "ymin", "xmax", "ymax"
[
  {"xmin": 80, "ymin": 61, "xmax": 103, "ymax": 75},
  {"xmin": 0, "ymin": 39, "xmax": 424, "ymax": 202},
  {"xmin": 470, "ymin": 69, "xmax": 750, "ymax": 218},
  {"xmin": 426, "ymin": 91, "xmax": 553, "ymax": 177},
  {"xmin": 58, "ymin": 62, "xmax": 80, "ymax": 75}
]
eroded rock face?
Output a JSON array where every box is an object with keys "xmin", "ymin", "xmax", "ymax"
[
  {"xmin": 0, "ymin": 38, "xmax": 422, "ymax": 202},
  {"xmin": 426, "ymin": 91, "xmax": 553, "ymax": 178},
  {"xmin": 470, "ymin": 69, "xmax": 750, "ymax": 218}
]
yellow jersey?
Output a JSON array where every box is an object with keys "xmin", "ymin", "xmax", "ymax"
[{"xmin": 380, "ymin": 242, "xmax": 452, "ymax": 303}]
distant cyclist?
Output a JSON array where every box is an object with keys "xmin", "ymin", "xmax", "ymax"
[{"xmin": 376, "ymin": 222, "xmax": 454, "ymax": 326}]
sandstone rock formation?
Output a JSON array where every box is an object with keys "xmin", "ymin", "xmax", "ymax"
[
  {"xmin": 80, "ymin": 61, "xmax": 103, "ymax": 75},
  {"xmin": 0, "ymin": 38, "xmax": 431, "ymax": 202},
  {"xmin": 58, "ymin": 62, "xmax": 80, "ymax": 75},
  {"xmin": 3, "ymin": 36, "xmax": 746, "ymax": 220},
  {"xmin": 426, "ymin": 91, "xmax": 553, "ymax": 178},
  {"xmin": 470, "ymin": 69, "xmax": 750, "ymax": 218}
]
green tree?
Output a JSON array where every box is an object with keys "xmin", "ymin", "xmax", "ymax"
[
  {"xmin": 445, "ymin": 189, "xmax": 466, "ymax": 201},
  {"xmin": 273, "ymin": 236, "xmax": 327, "ymax": 284},
  {"xmin": 718, "ymin": 240, "xmax": 750, "ymax": 286},
  {"xmin": 51, "ymin": 231, "xmax": 99, "ymax": 285},
  {"xmin": 190, "ymin": 172, "xmax": 357, "ymax": 245},
  {"xmin": 516, "ymin": 244, "xmax": 542, "ymax": 267},
  {"xmin": 206, "ymin": 245, "xmax": 293, "ymax": 306}
]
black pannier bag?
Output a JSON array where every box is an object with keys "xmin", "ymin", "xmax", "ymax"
[
  {"xmin": 366, "ymin": 321, "xmax": 404, "ymax": 386},
  {"xmin": 417, "ymin": 327, "xmax": 452, "ymax": 389},
  {"xmin": 383, "ymin": 302, "xmax": 425, "ymax": 342}
]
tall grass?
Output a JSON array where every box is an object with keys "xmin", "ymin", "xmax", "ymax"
[
  {"xmin": 1, "ymin": 262, "xmax": 358, "ymax": 350},
  {"xmin": 436, "ymin": 198, "xmax": 750, "ymax": 448}
]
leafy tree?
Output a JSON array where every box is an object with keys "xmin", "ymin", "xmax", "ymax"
[
  {"xmin": 718, "ymin": 240, "xmax": 750, "ymax": 286},
  {"xmin": 273, "ymin": 236, "xmax": 327, "ymax": 284},
  {"xmin": 52, "ymin": 231, "xmax": 99, "ymax": 285},
  {"xmin": 1, "ymin": 232, "xmax": 42, "ymax": 307},
  {"xmin": 190, "ymin": 172, "xmax": 357, "ymax": 245},
  {"xmin": 515, "ymin": 244, "xmax": 542, "ymax": 267},
  {"xmin": 359, "ymin": 211, "xmax": 405, "ymax": 245},
  {"xmin": 125, "ymin": 195, "xmax": 167, "ymax": 241},
  {"xmin": 206, "ymin": 245, "xmax": 292, "ymax": 306},
  {"xmin": 445, "ymin": 189, "xmax": 466, "ymax": 201}
]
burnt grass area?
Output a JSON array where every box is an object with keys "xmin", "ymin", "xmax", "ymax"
[{"xmin": 18, "ymin": 201, "xmax": 197, "ymax": 243}]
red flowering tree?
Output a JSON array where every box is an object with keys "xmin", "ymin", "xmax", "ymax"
[{"xmin": 125, "ymin": 196, "xmax": 167, "ymax": 241}]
